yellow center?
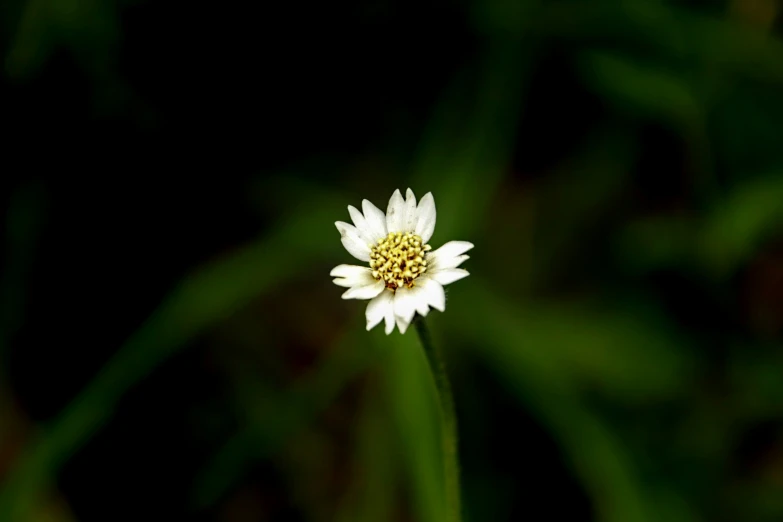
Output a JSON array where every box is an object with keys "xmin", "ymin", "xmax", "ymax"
[{"xmin": 369, "ymin": 232, "xmax": 432, "ymax": 290}]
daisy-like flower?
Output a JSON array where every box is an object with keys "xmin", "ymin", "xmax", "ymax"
[{"xmin": 330, "ymin": 188, "xmax": 473, "ymax": 334}]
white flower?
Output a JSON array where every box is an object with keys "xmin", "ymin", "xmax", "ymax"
[{"xmin": 331, "ymin": 188, "xmax": 473, "ymax": 334}]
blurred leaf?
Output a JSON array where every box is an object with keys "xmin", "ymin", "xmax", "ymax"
[
  {"xmin": 578, "ymin": 49, "xmax": 717, "ymax": 201},
  {"xmin": 727, "ymin": 347, "xmax": 783, "ymax": 421},
  {"xmin": 6, "ymin": 0, "xmax": 118, "ymax": 80},
  {"xmin": 614, "ymin": 215, "xmax": 697, "ymax": 272},
  {"xmin": 454, "ymin": 282, "xmax": 692, "ymax": 402},
  {"xmin": 529, "ymin": 126, "xmax": 636, "ymax": 288},
  {"xmin": 699, "ymin": 173, "xmax": 783, "ymax": 277},
  {"xmin": 710, "ymin": 83, "xmax": 783, "ymax": 178},
  {"xmin": 537, "ymin": 2, "xmax": 783, "ymax": 85},
  {"xmin": 413, "ymin": 34, "xmax": 529, "ymax": 242},
  {"xmin": 4, "ymin": 0, "xmax": 52, "ymax": 78},
  {"xmin": 452, "ymin": 283, "xmax": 695, "ymax": 522},
  {"xmin": 378, "ymin": 331, "xmax": 447, "ymax": 522},
  {"xmin": 616, "ymin": 173, "xmax": 783, "ymax": 278},
  {"xmin": 336, "ymin": 381, "xmax": 398, "ymax": 522},
  {"xmin": 26, "ymin": 495, "xmax": 76, "ymax": 522},
  {"xmin": 580, "ymin": 51, "xmax": 699, "ymax": 128},
  {"xmin": 469, "ymin": 0, "xmax": 536, "ymax": 37}
]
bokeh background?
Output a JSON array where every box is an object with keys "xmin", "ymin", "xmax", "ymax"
[{"xmin": 2, "ymin": 0, "xmax": 783, "ymax": 520}]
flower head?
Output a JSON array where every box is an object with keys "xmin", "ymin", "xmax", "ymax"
[{"xmin": 331, "ymin": 188, "xmax": 473, "ymax": 334}]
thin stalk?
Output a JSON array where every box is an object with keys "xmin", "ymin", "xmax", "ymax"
[{"xmin": 414, "ymin": 318, "xmax": 461, "ymax": 522}]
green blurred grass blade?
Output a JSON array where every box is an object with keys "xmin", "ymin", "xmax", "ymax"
[
  {"xmin": 413, "ymin": 36, "xmax": 530, "ymax": 242},
  {"xmin": 699, "ymin": 173, "xmax": 783, "ymax": 278},
  {"xmin": 580, "ymin": 51, "xmax": 699, "ymax": 127},
  {"xmin": 577, "ymin": 48, "xmax": 721, "ymax": 203},
  {"xmin": 451, "ymin": 282, "xmax": 695, "ymax": 522},
  {"xmin": 459, "ymin": 322, "xmax": 647, "ymax": 521},
  {"xmin": 616, "ymin": 173, "xmax": 783, "ymax": 278},
  {"xmin": 537, "ymin": 2, "xmax": 783, "ymax": 85},
  {"xmin": 7, "ymin": 0, "xmax": 119, "ymax": 84},
  {"xmin": 335, "ymin": 379, "xmax": 398, "ymax": 522},
  {"xmin": 350, "ymin": 395, "xmax": 397, "ymax": 522},
  {"xmin": 0, "ymin": 187, "xmax": 349, "ymax": 521},
  {"xmin": 614, "ymin": 215, "xmax": 698, "ymax": 273},
  {"xmin": 457, "ymin": 283, "xmax": 691, "ymax": 402},
  {"xmin": 528, "ymin": 126, "xmax": 636, "ymax": 288},
  {"xmin": 378, "ymin": 331, "xmax": 446, "ymax": 522}
]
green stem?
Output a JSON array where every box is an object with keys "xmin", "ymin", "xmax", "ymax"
[{"xmin": 414, "ymin": 318, "xmax": 461, "ymax": 522}]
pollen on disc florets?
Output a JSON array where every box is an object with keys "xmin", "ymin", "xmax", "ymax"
[{"xmin": 369, "ymin": 231, "xmax": 432, "ymax": 290}]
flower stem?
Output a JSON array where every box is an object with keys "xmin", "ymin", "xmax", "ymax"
[{"xmin": 414, "ymin": 318, "xmax": 461, "ymax": 522}]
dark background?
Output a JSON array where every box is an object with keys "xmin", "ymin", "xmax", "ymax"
[{"xmin": 2, "ymin": 0, "xmax": 783, "ymax": 520}]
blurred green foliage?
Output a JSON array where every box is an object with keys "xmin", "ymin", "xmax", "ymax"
[{"xmin": 3, "ymin": 0, "xmax": 783, "ymax": 521}]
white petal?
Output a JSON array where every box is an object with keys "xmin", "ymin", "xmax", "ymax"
[
  {"xmin": 429, "ymin": 241, "xmax": 473, "ymax": 269},
  {"xmin": 386, "ymin": 189, "xmax": 405, "ymax": 233},
  {"xmin": 361, "ymin": 199, "xmax": 387, "ymax": 241},
  {"xmin": 330, "ymin": 264, "xmax": 373, "ymax": 288},
  {"xmin": 433, "ymin": 254, "xmax": 470, "ymax": 271},
  {"xmin": 429, "ymin": 268, "xmax": 470, "ymax": 286},
  {"xmin": 348, "ymin": 205, "xmax": 375, "ymax": 245},
  {"xmin": 342, "ymin": 280, "xmax": 385, "ymax": 300},
  {"xmin": 418, "ymin": 277, "xmax": 446, "ymax": 312},
  {"xmin": 384, "ymin": 299, "xmax": 396, "ymax": 335},
  {"xmin": 365, "ymin": 290, "xmax": 393, "ymax": 331},
  {"xmin": 414, "ymin": 192, "xmax": 436, "ymax": 243},
  {"xmin": 396, "ymin": 315, "xmax": 411, "ymax": 334},
  {"xmin": 403, "ymin": 188, "xmax": 418, "ymax": 233},
  {"xmin": 393, "ymin": 287, "xmax": 418, "ymax": 326},
  {"xmin": 330, "ymin": 264, "xmax": 370, "ymax": 278},
  {"xmin": 335, "ymin": 221, "xmax": 371, "ymax": 262},
  {"xmin": 408, "ymin": 284, "xmax": 430, "ymax": 317}
]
